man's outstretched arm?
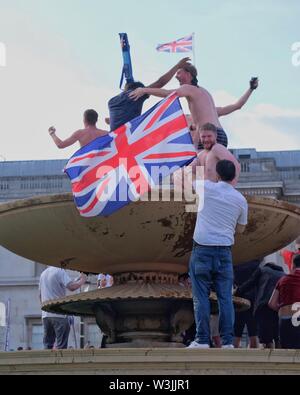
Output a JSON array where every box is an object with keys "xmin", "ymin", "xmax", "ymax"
[
  {"xmin": 217, "ymin": 78, "xmax": 259, "ymax": 117},
  {"xmin": 147, "ymin": 57, "xmax": 191, "ymax": 89},
  {"xmin": 129, "ymin": 84, "xmax": 194, "ymax": 101},
  {"xmin": 129, "ymin": 87, "xmax": 174, "ymax": 100},
  {"xmin": 48, "ymin": 126, "xmax": 81, "ymax": 149}
]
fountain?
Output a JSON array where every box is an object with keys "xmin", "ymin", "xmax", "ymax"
[{"xmin": 0, "ymin": 192, "xmax": 299, "ymax": 348}]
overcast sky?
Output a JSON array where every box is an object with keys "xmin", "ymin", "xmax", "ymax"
[{"xmin": 0, "ymin": 0, "xmax": 299, "ymax": 161}]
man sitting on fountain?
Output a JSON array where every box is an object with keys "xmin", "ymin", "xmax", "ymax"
[{"xmin": 191, "ymin": 123, "xmax": 241, "ymax": 186}]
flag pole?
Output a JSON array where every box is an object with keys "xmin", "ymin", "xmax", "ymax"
[{"xmin": 192, "ymin": 32, "xmax": 196, "ymax": 67}]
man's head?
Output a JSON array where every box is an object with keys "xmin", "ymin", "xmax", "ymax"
[
  {"xmin": 199, "ymin": 123, "xmax": 217, "ymax": 150},
  {"xmin": 84, "ymin": 109, "xmax": 98, "ymax": 126},
  {"xmin": 124, "ymin": 81, "xmax": 145, "ymax": 92},
  {"xmin": 216, "ymin": 160, "xmax": 236, "ymax": 183},
  {"xmin": 176, "ymin": 64, "xmax": 198, "ymax": 86},
  {"xmin": 293, "ymin": 253, "xmax": 300, "ymax": 270}
]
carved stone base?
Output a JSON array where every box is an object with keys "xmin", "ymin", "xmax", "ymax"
[
  {"xmin": 43, "ymin": 272, "xmax": 251, "ymax": 348},
  {"xmin": 94, "ymin": 298, "xmax": 194, "ymax": 346}
]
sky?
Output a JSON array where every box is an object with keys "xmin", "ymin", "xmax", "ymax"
[{"xmin": 0, "ymin": 0, "xmax": 299, "ymax": 161}]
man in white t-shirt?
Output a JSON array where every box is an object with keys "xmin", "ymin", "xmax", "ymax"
[
  {"xmin": 188, "ymin": 160, "xmax": 248, "ymax": 349},
  {"xmin": 39, "ymin": 267, "xmax": 87, "ymax": 350}
]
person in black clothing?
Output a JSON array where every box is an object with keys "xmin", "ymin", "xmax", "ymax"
[
  {"xmin": 107, "ymin": 58, "xmax": 191, "ymax": 132},
  {"xmin": 235, "ymin": 262, "xmax": 285, "ymax": 349},
  {"xmin": 234, "ymin": 260, "xmax": 261, "ymax": 348}
]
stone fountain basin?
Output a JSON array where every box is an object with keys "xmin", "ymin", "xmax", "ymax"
[{"xmin": 0, "ymin": 194, "xmax": 299, "ymax": 274}]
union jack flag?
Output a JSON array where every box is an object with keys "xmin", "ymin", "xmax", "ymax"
[
  {"xmin": 64, "ymin": 94, "xmax": 197, "ymax": 217},
  {"xmin": 157, "ymin": 35, "xmax": 193, "ymax": 53}
]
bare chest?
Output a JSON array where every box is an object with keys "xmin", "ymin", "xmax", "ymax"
[{"xmin": 199, "ymin": 151, "xmax": 218, "ymax": 180}]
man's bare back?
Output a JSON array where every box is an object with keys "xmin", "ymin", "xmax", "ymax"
[
  {"xmin": 48, "ymin": 109, "xmax": 109, "ymax": 150},
  {"xmin": 75, "ymin": 127, "xmax": 109, "ymax": 148},
  {"xmin": 181, "ymin": 85, "xmax": 222, "ymax": 131}
]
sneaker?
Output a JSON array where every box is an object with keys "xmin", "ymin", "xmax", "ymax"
[
  {"xmin": 187, "ymin": 341, "xmax": 210, "ymax": 349},
  {"xmin": 222, "ymin": 345, "xmax": 234, "ymax": 349}
]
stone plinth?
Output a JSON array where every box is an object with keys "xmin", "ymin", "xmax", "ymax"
[{"xmin": 1, "ymin": 349, "xmax": 300, "ymax": 375}]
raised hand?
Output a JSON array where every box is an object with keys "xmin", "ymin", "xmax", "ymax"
[
  {"xmin": 128, "ymin": 88, "xmax": 146, "ymax": 101},
  {"xmin": 177, "ymin": 57, "xmax": 192, "ymax": 69},
  {"xmin": 250, "ymin": 77, "xmax": 259, "ymax": 90},
  {"xmin": 48, "ymin": 126, "xmax": 56, "ymax": 135}
]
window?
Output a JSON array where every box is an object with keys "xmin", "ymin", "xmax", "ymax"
[
  {"xmin": 239, "ymin": 155, "xmax": 251, "ymax": 160},
  {"xmin": 85, "ymin": 322, "xmax": 103, "ymax": 348},
  {"xmin": 0, "ymin": 182, "xmax": 9, "ymax": 190},
  {"xmin": 241, "ymin": 162, "xmax": 250, "ymax": 173},
  {"xmin": 0, "ymin": 302, "xmax": 5, "ymax": 326},
  {"xmin": 31, "ymin": 324, "xmax": 44, "ymax": 350},
  {"xmin": 26, "ymin": 317, "xmax": 43, "ymax": 350},
  {"xmin": 35, "ymin": 263, "xmax": 46, "ymax": 278}
]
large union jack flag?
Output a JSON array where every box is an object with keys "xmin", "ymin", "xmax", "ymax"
[
  {"xmin": 64, "ymin": 94, "xmax": 197, "ymax": 218},
  {"xmin": 156, "ymin": 35, "xmax": 193, "ymax": 53}
]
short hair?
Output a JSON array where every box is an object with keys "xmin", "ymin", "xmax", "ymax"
[
  {"xmin": 216, "ymin": 160, "xmax": 236, "ymax": 182},
  {"xmin": 124, "ymin": 81, "xmax": 145, "ymax": 91},
  {"xmin": 84, "ymin": 109, "xmax": 98, "ymax": 125},
  {"xmin": 293, "ymin": 253, "xmax": 300, "ymax": 268},
  {"xmin": 200, "ymin": 123, "xmax": 218, "ymax": 134}
]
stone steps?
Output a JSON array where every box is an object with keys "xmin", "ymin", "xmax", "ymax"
[{"xmin": 1, "ymin": 349, "xmax": 300, "ymax": 375}]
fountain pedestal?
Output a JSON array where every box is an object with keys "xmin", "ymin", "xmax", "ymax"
[{"xmin": 0, "ymin": 194, "xmax": 299, "ymax": 347}]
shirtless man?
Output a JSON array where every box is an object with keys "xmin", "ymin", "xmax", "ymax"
[
  {"xmin": 196, "ymin": 123, "xmax": 241, "ymax": 185},
  {"xmin": 48, "ymin": 109, "xmax": 109, "ymax": 149},
  {"xmin": 129, "ymin": 83, "xmax": 240, "ymax": 184},
  {"xmin": 130, "ymin": 68, "xmax": 258, "ymax": 151},
  {"xmin": 129, "ymin": 80, "xmax": 228, "ymax": 150}
]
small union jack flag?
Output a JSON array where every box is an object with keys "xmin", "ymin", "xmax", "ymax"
[
  {"xmin": 157, "ymin": 35, "xmax": 193, "ymax": 53},
  {"xmin": 64, "ymin": 94, "xmax": 197, "ymax": 218}
]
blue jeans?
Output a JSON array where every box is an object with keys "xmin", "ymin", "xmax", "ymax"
[{"xmin": 189, "ymin": 244, "xmax": 234, "ymax": 346}]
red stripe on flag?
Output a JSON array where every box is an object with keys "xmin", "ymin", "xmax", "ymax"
[
  {"xmin": 70, "ymin": 151, "xmax": 110, "ymax": 164},
  {"xmin": 144, "ymin": 151, "xmax": 196, "ymax": 160},
  {"xmin": 144, "ymin": 94, "xmax": 177, "ymax": 132},
  {"xmin": 79, "ymin": 178, "xmax": 110, "ymax": 215}
]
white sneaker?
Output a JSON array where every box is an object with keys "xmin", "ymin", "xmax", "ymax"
[
  {"xmin": 187, "ymin": 341, "xmax": 210, "ymax": 349},
  {"xmin": 222, "ymin": 345, "xmax": 234, "ymax": 349}
]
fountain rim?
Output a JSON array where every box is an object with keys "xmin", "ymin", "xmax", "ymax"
[{"xmin": 0, "ymin": 192, "xmax": 300, "ymax": 218}]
